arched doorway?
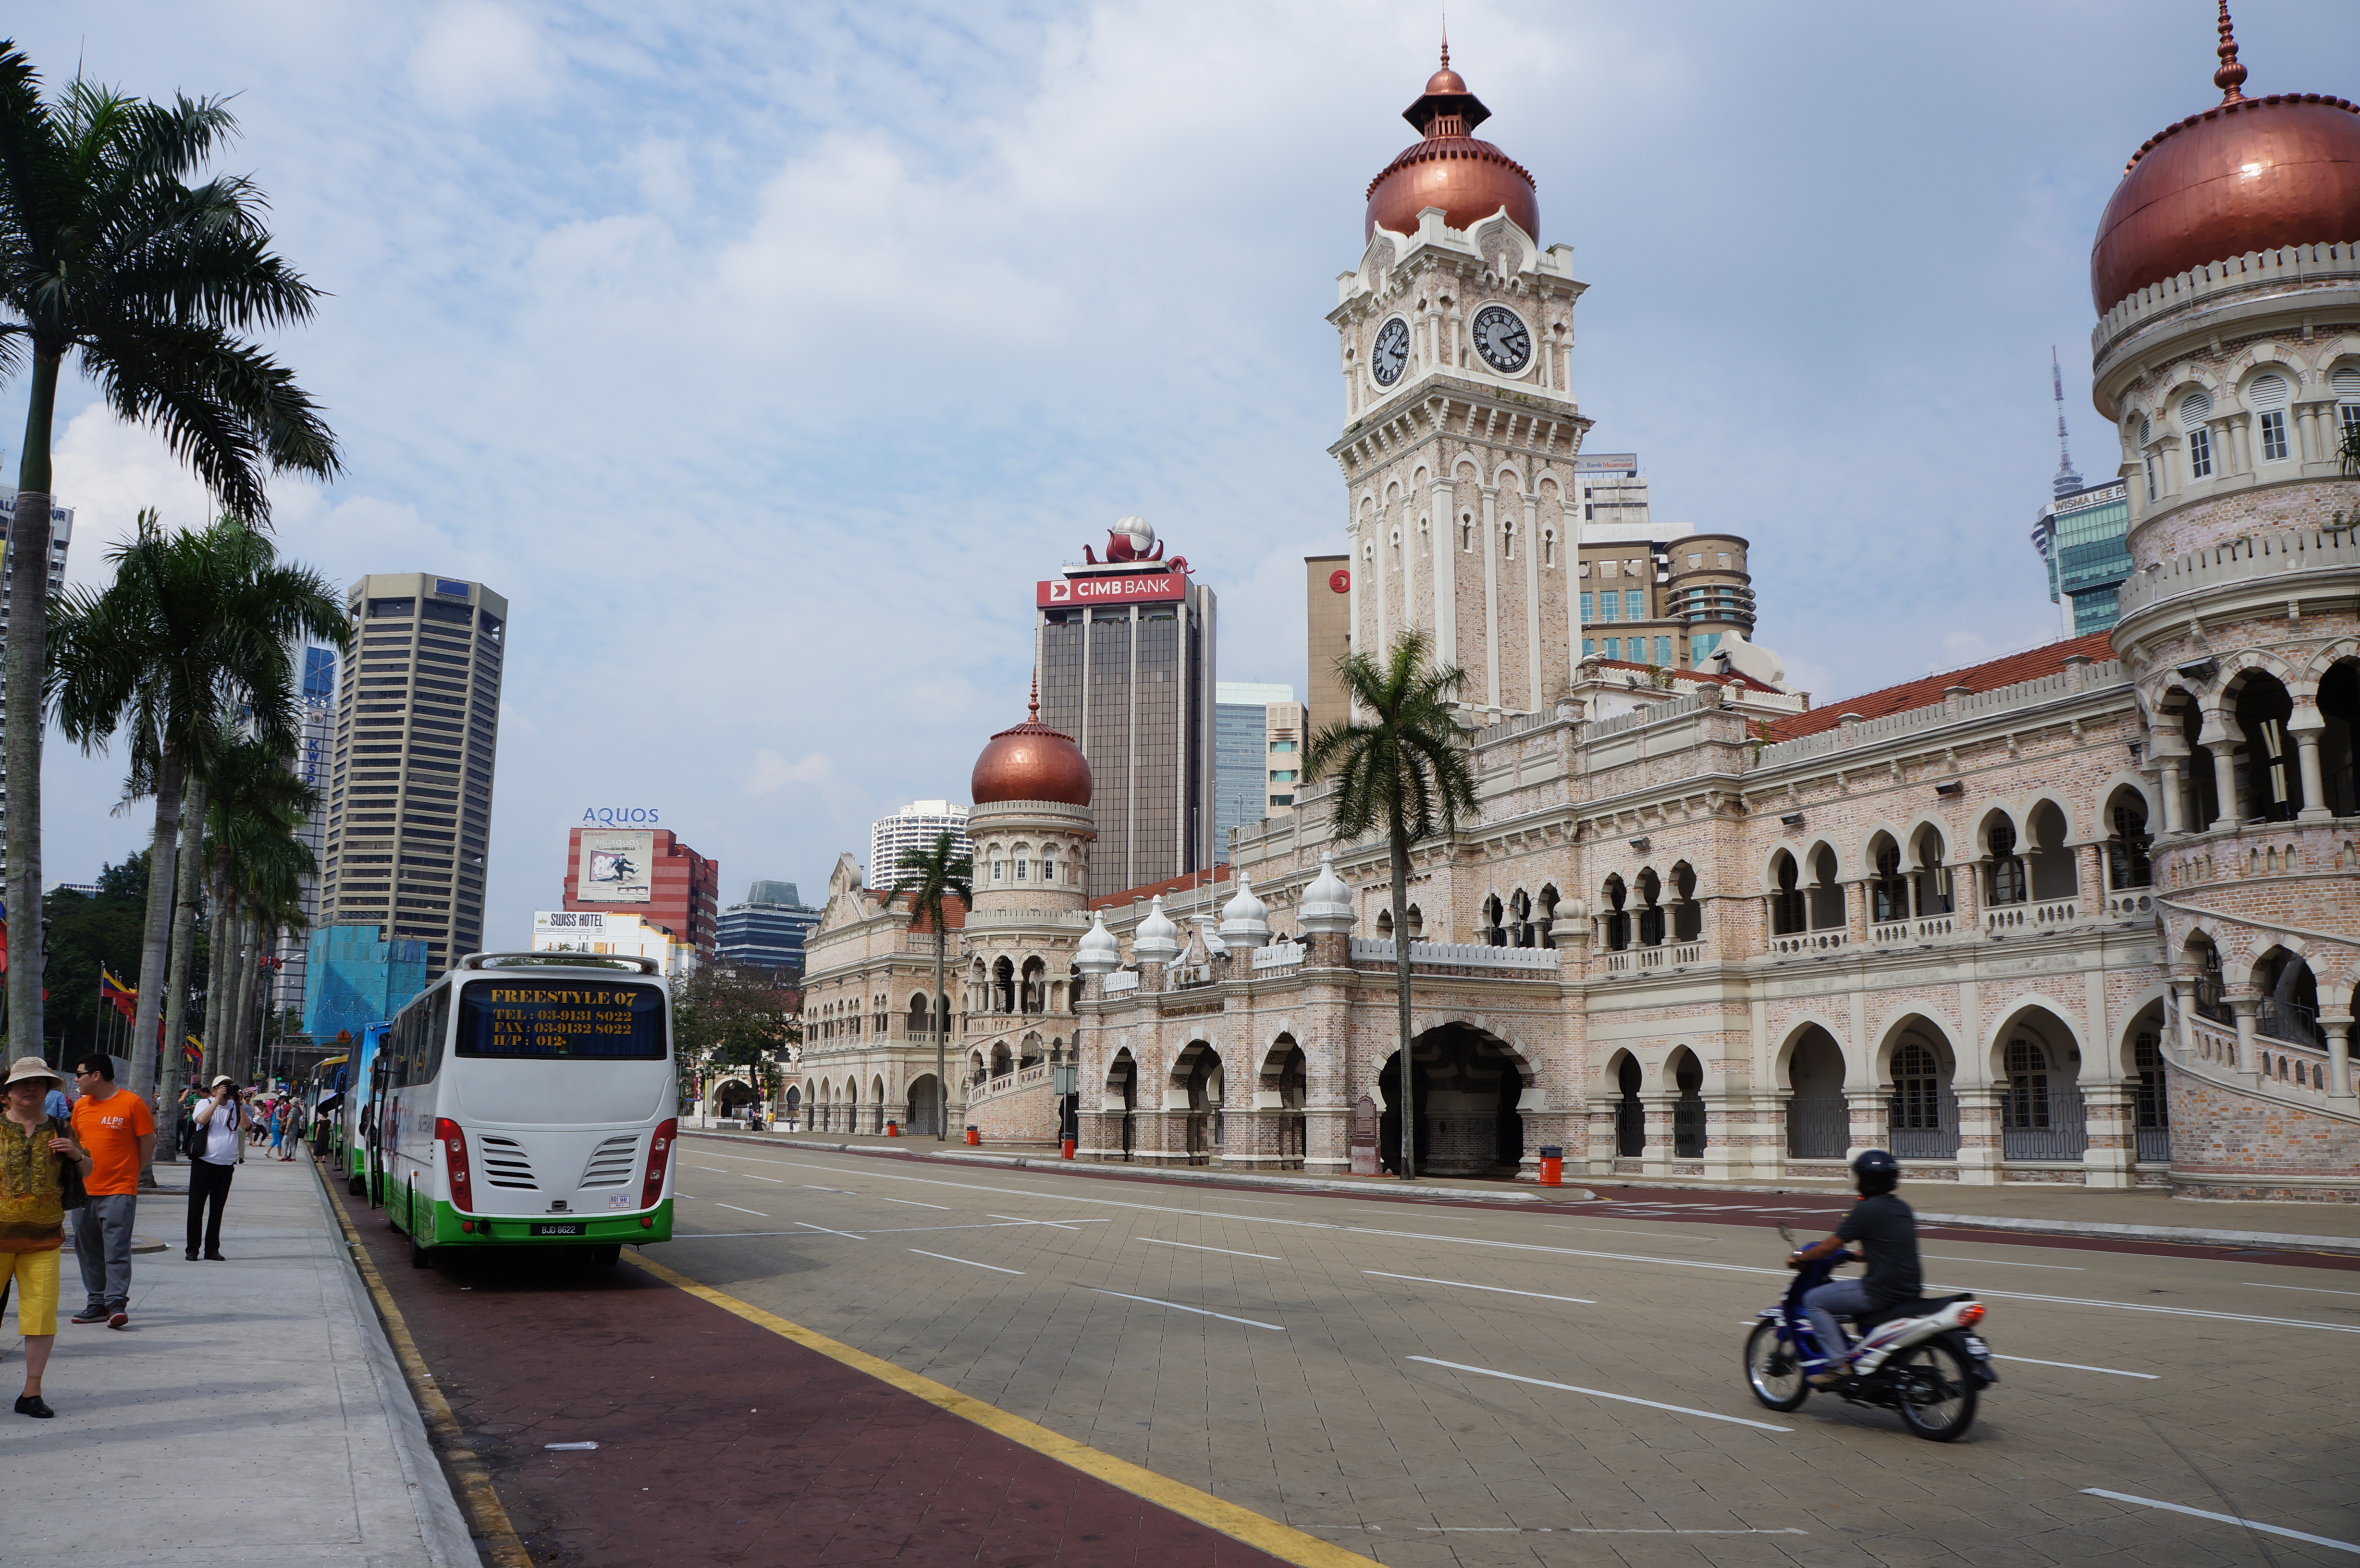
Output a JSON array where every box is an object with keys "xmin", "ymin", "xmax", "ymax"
[
  {"xmin": 1378, "ymin": 1025, "xmax": 1528, "ymax": 1177},
  {"xmin": 1610, "ymin": 1052, "xmax": 1643, "ymax": 1156},
  {"xmin": 1994, "ymin": 1006, "xmax": 2086, "ymax": 1161},
  {"xmin": 1783, "ymin": 1026, "xmax": 1848, "ymax": 1159},
  {"xmin": 1881, "ymin": 1018, "xmax": 1957, "ymax": 1158},
  {"xmin": 1106, "ymin": 1048, "xmax": 1138, "ymax": 1161},
  {"xmin": 714, "ymin": 1078, "xmax": 758, "ymax": 1120},
  {"xmin": 782, "ymin": 1083, "xmax": 801, "ymax": 1130},
  {"xmin": 1259, "ymin": 1036, "xmax": 1308, "ymax": 1167},
  {"xmin": 1172, "ymin": 1042, "xmax": 1223, "ymax": 1164},
  {"xmin": 906, "ymin": 1074, "xmax": 943, "ymax": 1138},
  {"xmin": 2123, "ymin": 1003, "xmax": 2170, "ymax": 1164}
]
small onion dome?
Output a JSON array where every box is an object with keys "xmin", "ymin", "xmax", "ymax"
[
  {"xmin": 1297, "ymin": 853, "xmax": 1356, "ymax": 935},
  {"xmin": 1076, "ymin": 909, "xmax": 1120, "ymax": 975},
  {"xmin": 1365, "ymin": 47, "xmax": 1537, "ymax": 242},
  {"xmin": 1132, "ymin": 894, "xmax": 1180, "ymax": 963},
  {"xmin": 971, "ymin": 685, "xmax": 1092, "ymax": 807},
  {"xmin": 1217, "ymin": 872, "xmax": 1271, "ymax": 951},
  {"xmin": 2089, "ymin": 11, "xmax": 2360, "ymax": 313}
]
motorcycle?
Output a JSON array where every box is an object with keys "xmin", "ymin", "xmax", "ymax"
[{"xmin": 1742, "ymin": 1223, "xmax": 2000, "ymax": 1441}]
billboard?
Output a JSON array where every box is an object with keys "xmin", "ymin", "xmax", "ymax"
[
  {"xmin": 576, "ymin": 829, "xmax": 654, "ymax": 903},
  {"xmin": 1037, "ymin": 570, "xmax": 1187, "ymax": 609}
]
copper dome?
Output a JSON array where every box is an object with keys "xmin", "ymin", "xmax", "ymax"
[
  {"xmin": 1364, "ymin": 47, "xmax": 1538, "ymax": 242},
  {"xmin": 2090, "ymin": 9, "xmax": 2360, "ymax": 313},
  {"xmin": 971, "ymin": 692, "xmax": 1092, "ymax": 808}
]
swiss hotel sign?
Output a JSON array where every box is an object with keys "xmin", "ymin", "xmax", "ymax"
[{"xmin": 1036, "ymin": 570, "xmax": 1187, "ymax": 608}]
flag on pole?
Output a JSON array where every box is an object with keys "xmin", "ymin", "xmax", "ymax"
[
  {"xmin": 184, "ymin": 1035, "xmax": 203, "ymax": 1065},
  {"xmin": 101, "ymin": 970, "xmax": 137, "ymax": 1020}
]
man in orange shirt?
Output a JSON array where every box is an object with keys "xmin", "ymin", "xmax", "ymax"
[{"xmin": 67, "ymin": 1056, "xmax": 154, "ymax": 1330}]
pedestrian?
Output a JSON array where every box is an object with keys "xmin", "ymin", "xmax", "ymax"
[
  {"xmin": 67, "ymin": 1054, "xmax": 154, "ymax": 1331},
  {"xmin": 270, "ymin": 1097, "xmax": 294, "ymax": 1161},
  {"xmin": 185, "ymin": 1076, "xmax": 246, "ymax": 1261},
  {"xmin": 3, "ymin": 1056, "xmax": 95, "ymax": 1417}
]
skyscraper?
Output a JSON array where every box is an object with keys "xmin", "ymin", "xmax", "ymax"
[
  {"xmin": 868, "ymin": 801, "xmax": 971, "ymax": 885},
  {"xmin": 274, "ymin": 645, "xmax": 340, "ymax": 1012},
  {"xmin": 716, "ymin": 881, "xmax": 821, "ymax": 978},
  {"xmin": 1214, "ymin": 682, "xmax": 1292, "ymax": 862},
  {"xmin": 318, "ymin": 575, "xmax": 507, "ymax": 976},
  {"xmin": 1303, "ymin": 554, "xmax": 1351, "ymax": 731},
  {"xmin": 0, "ymin": 491, "xmax": 72, "ymax": 873},
  {"xmin": 561, "ymin": 826, "xmax": 719, "ymax": 956},
  {"xmin": 1034, "ymin": 522, "xmax": 1215, "ymax": 898},
  {"xmin": 2029, "ymin": 350, "xmax": 2133, "ymax": 636}
]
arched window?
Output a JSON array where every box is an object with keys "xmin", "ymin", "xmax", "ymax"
[
  {"xmin": 1461, "ymin": 514, "xmax": 1474, "ymax": 552},
  {"xmin": 1541, "ymin": 528, "xmax": 1556, "ymax": 568},
  {"xmin": 1600, "ymin": 877, "xmax": 1629, "ymax": 950},
  {"xmin": 2003, "ymin": 1040, "xmax": 2049, "ymax": 1129},
  {"xmin": 1987, "ymin": 817, "xmax": 2027, "ymax": 906},
  {"xmin": 1870, "ymin": 838, "xmax": 1908, "ymax": 923},
  {"xmin": 2250, "ymin": 371, "xmax": 2292, "ymax": 463},
  {"xmin": 1669, "ymin": 862, "xmax": 1700, "ymax": 943},
  {"xmin": 1537, "ymin": 885, "xmax": 1561, "ymax": 948},
  {"xmin": 1501, "ymin": 519, "xmax": 1515, "ymax": 561},
  {"xmin": 2234, "ymin": 674, "xmax": 2302, "ymax": 821},
  {"xmin": 2134, "ymin": 1031, "xmax": 2169, "ymax": 1133},
  {"xmin": 993, "ymin": 956, "xmax": 1016, "ymax": 1013},
  {"xmin": 1635, "ymin": 868, "xmax": 1664, "ymax": 947},
  {"xmin": 2107, "ymin": 796, "xmax": 2152, "ymax": 889},
  {"xmin": 1484, "ymin": 894, "xmax": 1507, "ymax": 946},
  {"xmin": 1768, "ymin": 853, "xmax": 1804, "ymax": 936},
  {"xmin": 1376, "ymin": 906, "xmax": 1393, "ymax": 937},
  {"xmin": 1892, "ymin": 1041, "xmax": 1942, "ymax": 1130},
  {"xmin": 1510, "ymin": 889, "xmax": 1534, "ymax": 947},
  {"xmin": 2180, "ymin": 390, "xmax": 2213, "ymax": 479}
]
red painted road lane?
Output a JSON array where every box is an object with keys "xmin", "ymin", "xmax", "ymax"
[
  {"xmin": 331, "ymin": 1179, "xmax": 1297, "ymax": 1568},
  {"xmin": 690, "ymin": 1136, "xmax": 2360, "ymax": 1272}
]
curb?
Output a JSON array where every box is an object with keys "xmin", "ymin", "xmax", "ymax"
[{"xmin": 681, "ymin": 1132, "xmax": 1580, "ymax": 1203}]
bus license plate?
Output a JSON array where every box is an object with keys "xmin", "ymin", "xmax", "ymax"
[{"xmin": 532, "ymin": 1222, "xmax": 585, "ymax": 1237}]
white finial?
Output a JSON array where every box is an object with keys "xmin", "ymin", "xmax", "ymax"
[
  {"xmin": 1218, "ymin": 872, "xmax": 1271, "ymax": 951},
  {"xmin": 1133, "ymin": 894, "xmax": 1181, "ymax": 962},
  {"xmin": 1298, "ymin": 853, "xmax": 1356, "ymax": 935},
  {"xmin": 1077, "ymin": 908, "xmax": 1119, "ymax": 974}
]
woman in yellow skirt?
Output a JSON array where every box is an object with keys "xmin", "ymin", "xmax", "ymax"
[{"xmin": 3, "ymin": 1056, "xmax": 94, "ymax": 1418}]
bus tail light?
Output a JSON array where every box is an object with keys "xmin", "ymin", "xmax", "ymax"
[
  {"xmin": 436, "ymin": 1118, "xmax": 475, "ymax": 1213},
  {"xmin": 641, "ymin": 1119, "xmax": 678, "ymax": 1210}
]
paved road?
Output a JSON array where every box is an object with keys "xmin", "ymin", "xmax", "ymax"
[{"xmin": 367, "ymin": 1144, "xmax": 2360, "ymax": 1566}]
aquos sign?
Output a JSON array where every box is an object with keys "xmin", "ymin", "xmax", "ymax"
[
  {"xmin": 1036, "ymin": 571, "xmax": 1186, "ymax": 608},
  {"xmin": 581, "ymin": 807, "xmax": 660, "ymax": 826}
]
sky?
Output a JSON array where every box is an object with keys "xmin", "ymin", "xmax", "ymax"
[{"xmin": 14, "ymin": 0, "xmax": 2357, "ymax": 946}]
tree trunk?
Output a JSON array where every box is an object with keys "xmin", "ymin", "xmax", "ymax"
[
  {"xmin": 230, "ymin": 917, "xmax": 262, "ymax": 1087},
  {"xmin": 128, "ymin": 752, "xmax": 183, "ymax": 1102},
  {"xmin": 6, "ymin": 354, "xmax": 60, "ymax": 1068},
  {"xmin": 200, "ymin": 865, "xmax": 232, "ymax": 1084},
  {"xmin": 156, "ymin": 774, "xmax": 208, "ymax": 1155},
  {"xmin": 1390, "ymin": 821, "xmax": 1416, "ymax": 1179},
  {"xmin": 934, "ymin": 927, "xmax": 948, "ymax": 1140}
]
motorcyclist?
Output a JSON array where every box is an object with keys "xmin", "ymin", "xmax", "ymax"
[{"xmin": 1786, "ymin": 1148, "xmax": 1921, "ymax": 1387}]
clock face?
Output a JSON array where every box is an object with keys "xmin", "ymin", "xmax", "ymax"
[
  {"xmin": 1371, "ymin": 317, "xmax": 1410, "ymax": 387},
  {"xmin": 1471, "ymin": 305, "xmax": 1532, "ymax": 374}
]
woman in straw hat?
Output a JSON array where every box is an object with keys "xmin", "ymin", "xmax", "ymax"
[{"xmin": 2, "ymin": 1057, "xmax": 93, "ymax": 1417}]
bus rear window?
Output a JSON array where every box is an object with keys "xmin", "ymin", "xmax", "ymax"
[{"xmin": 456, "ymin": 981, "xmax": 666, "ymax": 1060}]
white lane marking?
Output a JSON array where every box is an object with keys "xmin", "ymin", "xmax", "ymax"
[
  {"xmin": 1141, "ymin": 1237, "xmax": 1285, "ymax": 1261},
  {"xmin": 1544, "ymin": 1225, "xmax": 1721, "ymax": 1243},
  {"xmin": 1092, "ymin": 1289, "xmax": 1286, "ymax": 1331},
  {"xmin": 676, "ymin": 1193, "xmax": 700, "ymax": 1200},
  {"xmin": 692, "ymin": 1165, "xmax": 728, "ymax": 1172},
  {"xmin": 1923, "ymin": 1254, "xmax": 2084, "ymax": 1270},
  {"xmin": 1991, "ymin": 1354, "xmax": 2157, "ymax": 1379},
  {"xmin": 1409, "ymin": 1356, "xmax": 1791, "ymax": 1432},
  {"xmin": 909, "ymin": 1249, "xmax": 1022, "ymax": 1275},
  {"xmin": 795, "ymin": 1220, "xmax": 866, "ymax": 1240},
  {"xmin": 805, "ymin": 1185, "xmax": 857, "ymax": 1194},
  {"xmin": 714, "ymin": 1203, "xmax": 769, "ymax": 1217},
  {"xmin": 740, "ymin": 1174, "xmax": 786, "ymax": 1184},
  {"xmin": 990, "ymin": 1213, "xmax": 1085, "ymax": 1231},
  {"xmin": 879, "ymin": 1197, "xmax": 950, "ymax": 1210},
  {"xmin": 2080, "ymin": 1489, "xmax": 2360, "ymax": 1555},
  {"xmin": 702, "ymin": 1151, "xmax": 2360, "ymax": 1336},
  {"xmin": 2243, "ymin": 1280, "xmax": 2360, "ymax": 1298},
  {"xmin": 1369, "ymin": 1272, "xmax": 1595, "ymax": 1306}
]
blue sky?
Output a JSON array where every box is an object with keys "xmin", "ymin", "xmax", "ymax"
[{"xmin": 15, "ymin": 1, "xmax": 2355, "ymax": 943}]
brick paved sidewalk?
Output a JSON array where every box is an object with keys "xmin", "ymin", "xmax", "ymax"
[{"xmin": 0, "ymin": 1156, "xmax": 474, "ymax": 1568}]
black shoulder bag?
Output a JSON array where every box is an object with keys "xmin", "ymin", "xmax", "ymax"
[{"xmin": 51, "ymin": 1116, "xmax": 88, "ymax": 1212}]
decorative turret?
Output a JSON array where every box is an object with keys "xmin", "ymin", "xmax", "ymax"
[
  {"xmin": 1132, "ymin": 894, "xmax": 1180, "ymax": 964},
  {"xmin": 1075, "ymin": 909, "xmax": 1120, "ymax": 976},
  {"xmin": 1217, "ymin": 873, "xmax": 1271, "ymax": 952}
]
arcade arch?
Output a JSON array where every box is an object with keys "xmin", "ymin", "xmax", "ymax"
[{"xmin": 1377, "ymin": 1023, "xmax": 1530, "ymax": 1177}]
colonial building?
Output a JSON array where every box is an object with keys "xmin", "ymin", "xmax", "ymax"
[{"xmin": 804, "ymin": 25, "xmax": 2360, "ymax": 1201}]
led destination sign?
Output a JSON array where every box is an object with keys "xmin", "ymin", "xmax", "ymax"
[{"xmin": 1036, "ymin": 571, "xmax": 1187, "ymax": 608}]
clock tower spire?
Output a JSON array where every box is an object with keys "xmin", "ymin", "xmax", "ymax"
[{"xmin": 1328, "ymin": 49, "xmax": 1590, "ymax": 716}]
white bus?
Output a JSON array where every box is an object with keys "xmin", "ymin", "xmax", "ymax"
[{"xmin": 377, "ymin": 953, "xmax": 679, "ymax": 1267}]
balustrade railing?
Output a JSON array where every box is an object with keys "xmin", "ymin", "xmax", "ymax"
[
  {"xmin": 1769, "ymin": 931, "xmax": 1846, "ymax": 956},
  {"xmin": 1102, "ymin": 971, "xmax": 1139, "ymax": 994},
  {"xmin": 1985, "ymin": 898, "xmax": 2079, "ymax": 933},
  {"xmin": 2002, "ymin": 1083, "xmax": 2088, "ymax": 1161},
  {"xmin": 1785, "ymin": 1096, "xmax": 1849, "ymax": 1159},
  {"xmin": 1350, "ymin": 938, "xmax": 1560, "ymax": 973},
  {"xmin": 1603, "ymin": 940, "xmax": 1707, "ymax": 973},
  {"xmin": 1251, "ymin": 941, "xmax": 1306, "ymax": 972}
]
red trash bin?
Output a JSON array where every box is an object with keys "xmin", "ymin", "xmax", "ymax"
[
  {"xmin": 965, "ymin": 1126, "xmax": 980, "ymax": 1147},
  {"xmin": 1537, "ymin": 1145, "xmax": 1564, "ymax": 1187}
]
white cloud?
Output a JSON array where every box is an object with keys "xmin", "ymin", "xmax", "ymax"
[
  {"xmin": 745, "ymin": 749, "xmax": 841, "ymax": 796},
  {"xmin": 407, "ymin": 1, "xmax": 555, "ymax": 118}
]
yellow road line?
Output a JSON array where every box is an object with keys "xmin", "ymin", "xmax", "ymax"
[
  {"xmin": 624, "ymin": 1252, "xmax": 1380, "ymax": 1568},
  {"xmin": 315, "ymin": 1162, "xmax": 535, "ymax": 1568}
]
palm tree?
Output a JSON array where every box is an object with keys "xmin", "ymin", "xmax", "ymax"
[
  {"xmin": 1303, "ymin": 629, "xmax": 1476, "ymax": 1179},
  {"xmin": 50, "ymin": 516, "xmax": 345, "ymax": 1108},
  {"xmin": 0, "ymin": 46, "xmax": 341, "ymax": 1065},
  {"xmin": 195, "ymin": 732, "xmax": 314, "ymax": 1083},
  {"xmin": 887, "ymin": 831, "xmax": 973, "ymax": 1140}
]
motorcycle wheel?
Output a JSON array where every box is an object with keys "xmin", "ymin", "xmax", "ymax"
[
  {"xmin": 1891, "ymin": 1339, "xmax": 1978, "ymax": 1441},
  {"xmin": 1743, "ymin": 1322, "xmax": 1809, "ymax": 1411}
]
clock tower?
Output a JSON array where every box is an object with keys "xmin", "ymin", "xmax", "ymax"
[{"xmin": 1329, "ymin": 45, "xmax": 1591, "ymax": 715}]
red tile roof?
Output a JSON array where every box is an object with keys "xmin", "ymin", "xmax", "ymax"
[
  {"xmin": 1090, "ymin": 863, "xmax": 1232, "ymax": 911},
  {"xmin": 871, "ymin": 890, "xmax": 968, "ymax": 931},
  {"xmin": 1586, "ymin": 659, "xmax": 1782, "ymax": 694},
  {"xmin": 1761, "ymin": 633, "xmax": 2116, "ymax": 744}
]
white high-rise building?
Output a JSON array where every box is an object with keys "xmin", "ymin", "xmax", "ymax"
[
  {"xmin": 274, "ymin": 645, "xmax": 339, "ymax": 1013},
  {"xmin": 869, "ymin": 800, "xmax": 972, "ymax": 886}
]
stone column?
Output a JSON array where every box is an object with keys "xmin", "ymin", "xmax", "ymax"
[
  {"xmin": 1641, "ymin": 1093, "xmax": 1676, "ymax": 1178},
  {"xmin": 2227, "ymin": 987, "xmax": 2261, "ymax": 1076},
  {"xmin": 1952, "ymin": 1085, "xmax": 2002, "ymax": 1185},
  {"xmin": 1303, "ymin": 1106, "xmax": 1352, "ymax": 1176},
  {"xmin": 2081, "ymin": 1080, "xmax": 2135, "ymax": 1189},
  {"xmin": 2323, "ymin": 1014, "xmax": 2355, "ymax": 1102},
  {"xmin": 2289, "ymin": 704, "xmax": 2330, "ymax": 822},
  {"xmin": 1845, "ymin": 878, "xmax": 1870, "ymax": 943},
  {"xmin": 2077, "ymin": 842, "xmax": 2105, "ymax": 918},
  {"xmin": 2200, "ymin": 713, "xmax": 2243, "ymax": 826},
  {"xmin": 2167, "ymin": 975, "xmax": 2198, "ymax": 1058},
  {"xmin": 1586, "ymin": 1103, "xmax": 1619, "ymax": 1176},
  {"xmin": 1956, "ymin": 856, "xmax": 1986, "ymax": 934},
  {"xmin": 2154, "ymin": 756, "xmax": 2186, "ymax": 834},
  {"xmin": 1844, "ymin": 1088, "xmax": 1886, "ymax": 1162}
]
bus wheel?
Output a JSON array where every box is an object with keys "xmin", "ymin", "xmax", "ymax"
[
  {"xmin": 583, "ymin": 1244, "xmax": 622, "ymax": 1268},
  {"xmin": 408, "ymin": 1231, "xmax": 433, "ymax": 1269},
  {"xmin": 348, "ymin": 1173, "xmax": 366, "ymax": 1197}
]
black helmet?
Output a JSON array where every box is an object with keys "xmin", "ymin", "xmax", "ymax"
[{"xmin": 1851, "ymin": 1148, "xmax": 1900, "ymax": 1195}]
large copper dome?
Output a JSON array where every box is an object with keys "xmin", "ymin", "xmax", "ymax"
[
  {"xmin": 1365, "ymin": 50, "xmax": 1538, "ymax": 242},
  {"xmin": 2090, "ymin": 11, "xmax": 2360, "ymax": 313},
  {"xmin": 971, "ymin": 693, "xmax": 1091, "ymax": 808}
]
